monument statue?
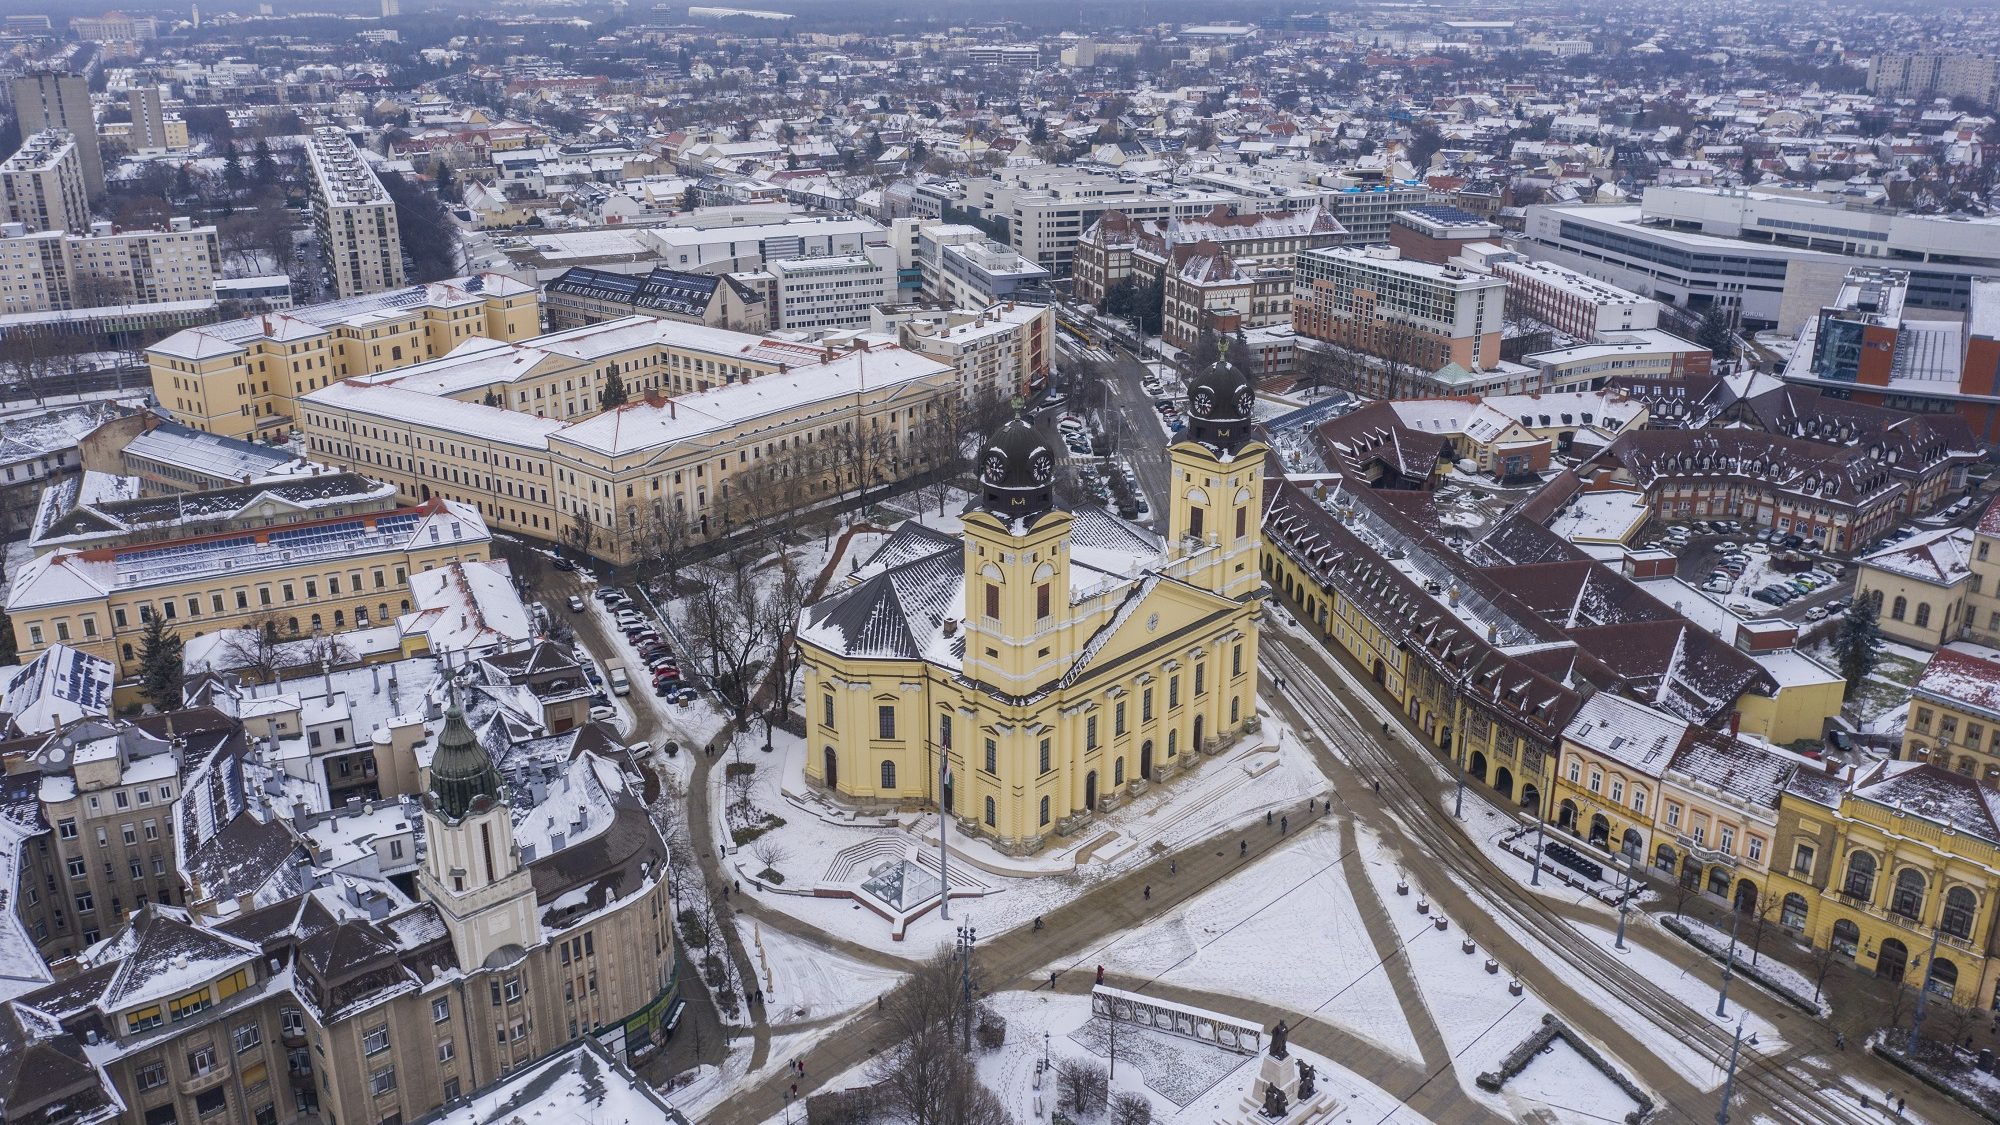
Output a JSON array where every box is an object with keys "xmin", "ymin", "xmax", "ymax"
[
  {"xmin": 1269, "ymin": 1019, "xmax": 1290, "ymax": 1060},
  {"xmin": 1296, "ymin": 1060, "xmax": 1316, "ymax": 1099},
  {"xmin": 1261, "ymin": 1084, "xmax": 1289, "ymax": 1118}
]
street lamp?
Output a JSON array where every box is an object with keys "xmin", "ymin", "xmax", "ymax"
[
  {"xmin": 956, "ymin": 924, "xmax": 978, "ymax": 1052},
  {"xmin": 938, "ymin": 749, "xmax": 954, "ymax": 920},
  {"xmin": 1614, "ymin": 846, "xmax": 1634, "ymax": 951},
  {"xmin": 1528, "ymin": 802, "xmax": 1546, "ymax": 887},
  {"xmin": 1715, "ymin": 1017, "xmax": 1757, "ymax": 1125},
  {"xmin": 1716, "ymin": 904, "xmax": 1744, "ymax": 1018},
  {"xmin": 1908, "ymin": 925, "xmax": 1943, "ymax": 1054}
]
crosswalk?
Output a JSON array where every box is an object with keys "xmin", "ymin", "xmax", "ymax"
[{"xmin": 1057, "ymin": 337, "xmax": 1118, "ymax": 366}]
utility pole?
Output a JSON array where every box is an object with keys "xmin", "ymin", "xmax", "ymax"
[
  {"xmin": 957, "ymin": 923, "xmax": 977, "ymax": 1052},
  {"xmin": 1908, "ymin": 925, "xmax": 1943, "ymax": 1054},
  {"xmin": 1715, "ymin": 1017, "xmax": 1756, "ymax": 1125},
  {"xmin": 1716, "ymin": 903, "xmax": 1743, "ymax": 1018},
  {"xmin": 1528, "ymin": 806, "xmax": 1546, "ymax": 887},
  {"xmin": 1452, "ymin": 735, "xmax": 1465, "ymax": 821},
  {"xmin": 1614, "ymin": 847, "xmax": 1633, "ymax": 951}
]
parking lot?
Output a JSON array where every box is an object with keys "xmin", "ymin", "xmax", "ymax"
[{"xmin": 1660, "ymin": 521, "xmax": 1852, "ymax": 622}]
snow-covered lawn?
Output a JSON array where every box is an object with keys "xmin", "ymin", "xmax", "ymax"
[
  {"xmin": 1501, "ymin": 1037, "xmax": 1643, "ymax": 1124},
  {"xmin": 736, "ymin": 919, "xmax": 905, "ymax": 1026},
  {"xmin": 1087, "ymin": 821, "xmax": 1424, "ymax": 1066},
  {"xmin": 1666, "ymin": 914, "xmax": 1832, "ymax": 1015}
]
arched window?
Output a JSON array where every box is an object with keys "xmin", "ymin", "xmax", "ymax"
[
  {"xmin": 1168, "ymin": 729, "xmax": 1178, "ymax": 757},
  {"xmin": 1780, "ymin": 892, "xmax": 1808, "ymax": 932},
  {"xmin": 1869, "ymin": 589, "xmax": 1884, "ymax": 612},
  {"xmin": 879, "ymin": 761, "xmax": 897, "ymax": 789},
  {"xmin": 1843, "ymin": 851, "xmax": 1877, "ymax": 901},
  {"xmin": 1891, "ymin": 868, "xmax": 1927, "ymax": 919},
  {"xmin": 1916, "ymin": 603, "xmax": 1932, "ymax": 628},
  {"xmin": 1943, "ymin": 886, "xmax": 1978, "ymax": 939},
  {"xmin": 1928, "ymin": 958, "xmax": 1959, "ymax": 998},
  {"xmin": 1891, "ymin": 595, "xmax": 1908, "ymax": 621},
  {"xmin": 1114, "ymin": 758, "xmax": 1125, "ymax": 785},
  {"xmin": 984, "ymin": 796, "xmax": 996, "ymax": 827},
  {"xmin": 1832, "ymin": 918, "xmax": 1861, "ymax": 957}
]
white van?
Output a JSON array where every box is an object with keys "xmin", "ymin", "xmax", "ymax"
[{"xmin": 607, "ymin": 663, "xmax": 631, "ymax": 696}]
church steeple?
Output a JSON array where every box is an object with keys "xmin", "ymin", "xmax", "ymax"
[
  {"xmin": 425, "ymin": 705, "xmax": 503, "ymax": 822},
  {"xmin": 1168, "ymin": 357, "xmax": 1267, "ymax": 601}
]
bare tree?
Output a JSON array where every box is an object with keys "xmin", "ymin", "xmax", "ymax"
[
  {"xmin": 638, "ymin": 501, "xmax": 698, "ymax": 589},
  {"xmin": 866, "ymin": 950, "xmax": 1008, "ymax": 1125},
  {"xmin": 682, "ymin": 547, "xmax": 776, "ymax": 721},
  {"xmin": 1057, "ymin": 1058, "xmax": 1110, "ymax": 1117},
  {"xmin": 749, "ymin": 836, "xmax": 789, "ymax": 875},
  {"xmin": 69, "ymin": 269, "xmax": 135, "ymax": 311},
  {"xmin": 0, "ymin": 326, "xmax": 72, "ymax": 405},
  {"xmin": 218, "ymin": 612, "xmax": 292, "ymax": 682},
  {"xmin": 1808, "ymin": 939, "xmax": 1842, "ymax": 1005},
  {"xmin": 1110, "ymin": 1092, "xmax": 1153, "ymax": 1125}
]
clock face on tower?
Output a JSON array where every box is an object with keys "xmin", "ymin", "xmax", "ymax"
[
  {"xmin": 982, "ymin": 450, "xmax": 1009, "ymax": 484},
  {"xmin": 1029, "ymin": 448, "xmax": 1054, "ymax": 483},
  {"xmin": 1191, "ymin": 386, "xmax": 1215, "ymax": 417},
  {"xmin": 1236, "ymin": 386, "xmax": 1255, "ymax": 417}
]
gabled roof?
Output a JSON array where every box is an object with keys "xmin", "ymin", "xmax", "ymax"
[{"xmin": 85, "ymin": 905, "xmax": 260, "ymax": 1013}]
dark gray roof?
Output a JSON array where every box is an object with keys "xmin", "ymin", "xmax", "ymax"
[{"xmin": 547, "ymin": 265, "xmax": 733, "ymax": 318}]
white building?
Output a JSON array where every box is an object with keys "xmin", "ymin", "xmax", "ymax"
[
  {"xmin": 0, "ymin": 130, "xmax": 90, "ymax": 234},
  {"xmin": 0, "ymin": 216, "xmax": 221, "ymax": 312},
  {"xmin": 770, "ymin": 245, "xmax": 898, "ymax": 330}
]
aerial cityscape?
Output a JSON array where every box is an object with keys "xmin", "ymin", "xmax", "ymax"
[{"xmin": 3, "ymin": 1, "xmax": 2000, "ymax": 1123}]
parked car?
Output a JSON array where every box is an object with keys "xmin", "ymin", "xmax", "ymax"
[
  {"xmin": 589, "ymin": 704, "xmax": 616, "ymax": 722},
  {"xmin": 1805, "ymin": 607, "xmax": 1830, "ymax": 622},
  {"xmin": 567, "ymin": 595, "xmax": 586, "ymax": 612},
  {"xmin": 552, "ymin": 556, "xmax": 576, "ymax": 572}
]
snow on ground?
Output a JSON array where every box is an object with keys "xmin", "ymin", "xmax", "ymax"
[
  {"xmin": 733, "ymin": 701, "xmax": 1330, "ymax": 958},
  {"xmin": 1669, "ymin": 914, "xmax": 1832, "ymax": 1015},
  {"xmin": 662, "ymin": 1027, "xmax": 823, "ymax": 1121},
  {"xmin": 1084, "ymin": 821, "xmax": 1424, "ymax": 1066},
  {"xmin": 980, "ymin": 990, "xmax": 1418, "ymax": 1125},
  {"xmin": 1501, "ymin": 1036, "xmax": 1643, "ymax": 1124},
  {"xmin": 735, "ymin": 918, "xmax": 905, "ymax": 1026}
]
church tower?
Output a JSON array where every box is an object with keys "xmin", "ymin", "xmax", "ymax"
[
  {"xmin": 417, "ymin": 705, "xmax": 542, "ymax": 969},
  {"xmin": 1168, "ymin": 358, "xmax": 1267, "ymax": 602},
  {"xmin": 961, "ymin": 416, "xmax": 1073, "ymax": 697}
]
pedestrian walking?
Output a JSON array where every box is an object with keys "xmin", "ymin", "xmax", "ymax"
[
  {"xmin": 1861, "ymin": 1095, "xmax": 1871, "ymax": 1111},
  {"xmin": 1095, "ymin": 964, "xmax": 1105, "ymax": 985},
  {"xmin": 1898, "ymin": 1097, "xmax": 1907, "ymax": 1114},
  {"xmin": 1835, "ymin": 1029, "xmax": 1846, "ymax": 1050},
  {"xmin": 1266, "ymin": 810, "xmax": 1274, "ymax": 826},
  {"xmin": 1308, "ymin": 797, "xmax": 1315, "ymax": 812},
  {"xmin": 734, "ymin": 879, "xmax": 741, "ymax": 894},
  {"xmin": 1373, "ymin": 780, "xmax": 1381, "ymax": 796},
  {"xmin": 1240, "ymin": 840, "xmax": 1248, "ymax": 858},
  {"xmin": 1169, "ymin": 859, "xmax": 1177, "ymax": 876},
  {"xmin": 1144, "ymin": 884, "xmax": 1152, "ymax": 900},
  {"xmin": 1050, "ymin": 970, "xmax": 1058, "ymax": 988},
  {"xmin": 1281, "ymin": 815, "xmax": 1289, "ymax": 834}
]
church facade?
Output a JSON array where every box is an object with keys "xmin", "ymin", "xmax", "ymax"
[{"xmin": 796, "ymin": 367, "xmax": 1268, "ymax": 854}]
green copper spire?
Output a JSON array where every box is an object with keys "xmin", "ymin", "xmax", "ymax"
[{"xmin": 426, "ymin": 705, "xmax": 503, "ymax": 821}]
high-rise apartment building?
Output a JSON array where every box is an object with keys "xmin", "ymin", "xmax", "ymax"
[
  {"xmin": 305, "ymin": 127, "xmax": 406, "ymax": 298},
  {"xmin": 0, "ymin": 130, "xmax": 90, "ymax": 234},
  {"xmin": 128, "ymin": 84, "xmax": 169, "ymax": 152},
  {"xmin": 10, "ymin": 71, "xmax": 104, "ymax": 200},
  {"xmin": 1869, "ymin": 52, "xmax": 2000, "ymax": 109}
]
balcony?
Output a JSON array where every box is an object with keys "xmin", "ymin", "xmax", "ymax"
[{"xmin": 180, "ymin": 1062, "xmax": 230, "ymax": 1096}]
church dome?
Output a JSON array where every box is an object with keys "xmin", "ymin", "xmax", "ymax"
[
  {"xmin": 1182, "ymin": 362, "xmax": 1257, "ymax": 454},
  {"xmin": 426, "ymin": 705, "xmax": 504, "ymax": 822},
  {"xmin": 978, "ymin": 416, "xmax": 1057, "ymax": 519}
]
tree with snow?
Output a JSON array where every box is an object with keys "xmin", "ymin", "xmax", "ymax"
[
  {"xmin": 1833, "ymin": 596, "xmax": 1880, "ymax": 699},
  {"xmin": 600, "ymin": 368, "xmax": 629, "ymax": 410},
  {"xmin": 137, "ymin": 615, "xmax": 185, "ymax": 710}
]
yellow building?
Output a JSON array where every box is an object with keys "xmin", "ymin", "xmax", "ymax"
[
  {"xmin": 4, "ymin": 498, "xmax": 492, "ymax": 681},
  {"xmin": 146, "ymin": 272, "xmax": 541, "ymax": 440},
  {"xmin": 1854, "ymin": 527, "xmax": 1972, "ymax": 650},
  {"xmin": 1770, "ymin": 761, "xmax": 2000, "ymax": 1010},
  {"xmin": 1907, "ymin": 643, "xmax": 2000, "ymax": 782},
  {"xmin": 1551, "ymin": 692, "xmax": 1681, "ymax": 863},
  {"xmin": 793, "ymin": 367, "xmax": 1266, "ymax": 853}
]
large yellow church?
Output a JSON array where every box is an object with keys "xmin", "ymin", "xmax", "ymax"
[{"xmin": 795, "ymin": 366, "xmax": 1268, "ymax": 853}]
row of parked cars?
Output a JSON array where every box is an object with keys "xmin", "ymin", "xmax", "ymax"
[{"xmin": 601, "ymin": 589, "xmax": 700, "ymax": 703}]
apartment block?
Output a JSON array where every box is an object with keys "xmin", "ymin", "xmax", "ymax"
[
  {"xmin": 1869, "ymin": 51, "xmax": 2000, "ymax": 108},
  {"xmin": 147, "ymin": 273, "xmax": 540, "ymax": 440},
  {"xmin": 1162, "ymin": 244, "xmax": 1296, "ymax": 351},
  {"xmin": 3, "ymin": 497, "xmax": 492, "ymax": 678},
  {"xmin": 913, "ymin": 223, "xmax": 1050, "ymax": 309},
  {"xmin": 0, "ymin": 130, "xmax": 91, "ymax": 234},
  {"xmin": 0, "ymin": 216, "xmax": 221, "ymax": 313},
  {"xmin": 955, "ymin": 167, "xmax": 1258, "ymax": 275},
  {"xmin": 1322, "ymin": 178, "xmax": 1431, "ymax": 245},
  {"xmin": 898, "ymin": 300, "xmax": 1053, "ymax": 400},
  {"xmin": 127, "ymin": 84, "xmax": 171, "ymax": 152},
  {"xmin": 1493, "ymin": 258, "xmax": 1661, "ymax": 341},
  {"xmin": 1293, "ymin": 245, "xmax": 1507, "ymax": 373},
  {"xmin": 10, "ymin": 71, "xmax": 103, "ymax": 200},
  {"xmin": 305, "ymin": 127, "xmax": 406, "ymax": 298},
  {"xmin": 1073, "ymin": 204, "xmax": 1343, "ymax": 308}
]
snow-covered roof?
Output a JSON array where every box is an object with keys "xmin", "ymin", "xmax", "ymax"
[
  {"xmin": 1858, "ymin": 525, "xmax": 1971, "ymax": 588},
  {"xmin": 1563, "ymin": 691, "xmax": 1686, "ymax": 777},
  {"xmin": 1914, "ymin": 643, "xmax": 2000, "ymax": 721}
]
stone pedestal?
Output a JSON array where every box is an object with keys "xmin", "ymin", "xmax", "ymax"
[{"xmin": 1227, "ymin": 1054, "xmax": 1339, "ymax": 1123}]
